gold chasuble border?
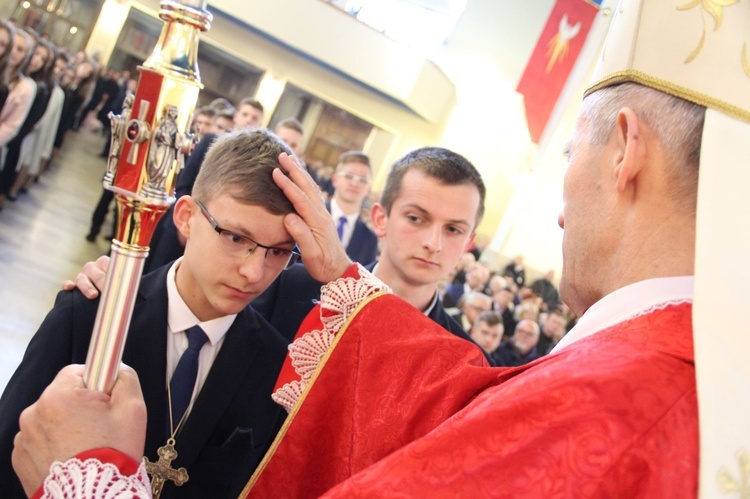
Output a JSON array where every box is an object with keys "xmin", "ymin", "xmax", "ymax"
[{"xmin": 240, "ymin": 290, "xmax": 389, "ymax": 497}]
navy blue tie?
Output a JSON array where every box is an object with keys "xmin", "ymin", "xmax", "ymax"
[
  {"xmin": 336, "ymin": 216, "xmax": 347, "ymax": 241},
  {"xmin": 169, "ymin": 325, "xmax": 208, "ymax": 428}
]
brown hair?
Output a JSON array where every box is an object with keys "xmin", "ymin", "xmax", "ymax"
[
  {"xmin": 337, "ymin": 151, "xmax": 370, "ymax": 172},
  {"xmin": 380, "ymin": 147, "xmax": 485, "ymax": 226},
  {"xmin": 0, "ymin": 20, "xmax": 15, "ymax": 87},
  {"xmin": 476, "ymin": 310, "xmax": 502, "ymax": 327},
  {"xmin": 196, "ymin": 106, "xmax": 217, "ymax": 119},
  {"xmin": 9, "ymin": 28, "xmax": 34, "ymax": 84},
  {"xmin": 192, "ymin": 128, "xmax": 295, "ymax": 216},
  {"xmin": 238, "ymin": 97, "xmax": 264, "ymax": 114},
  {"xmin": 276, "ymin": 117, "xmax": 304, "ymax": 135}
]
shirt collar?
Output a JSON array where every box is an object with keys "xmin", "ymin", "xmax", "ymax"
[
  {"xmin": 552, "ymin": 276, "xmax": 694, "ymax": 353},
  {"xmin": 167, "ymin": 258, "xmax": 237, "ymax": 346},
  {"xmin": 330, "ymin": 198, "xmax": 359, "ymax": 224},
  {"xmin": 371, "ymin": 261, "xmax": 438, "ymax": 317}
]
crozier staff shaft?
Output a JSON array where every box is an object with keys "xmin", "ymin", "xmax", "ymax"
[{"xmin": 83, "ymin": 0, "xmax": 212, "ymax": 393}]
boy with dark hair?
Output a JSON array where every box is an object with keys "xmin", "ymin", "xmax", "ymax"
[
  {"xmin": 191, "ymin": 105, "xmax": 216, "ymax": 138},
  {"xmin": 379, "ymin": 146, "xmax": 486, "ymax": 222},
  {"xmin": 235, "ymin": 97, "xmax": 263, "ymax": 129},
  {"xmin": 273, "ymin": 117, "xmax": 304, "ymax": 156},
  {"xmin": 469, "ymin": 310, "xmax": 504, "ymax": 355},
  {"xmin": 0, "ymin": 128, "xmax": 301, "ymax": 498},
  {"xmin": 253, "ymin": 146, "xmax": 488, "ymax": 359}
]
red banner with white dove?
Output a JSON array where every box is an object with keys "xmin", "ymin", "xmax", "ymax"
[{"xmin": 517, "ymin": 0, "xmax": 602, "ymax": 143}]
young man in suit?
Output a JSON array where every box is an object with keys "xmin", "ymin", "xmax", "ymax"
[
  {"xmin": 328, "ymin": 151, "xmax": 379, "ymax": 265},
  {"xmin": 252, "ymin": 147, "xmax": 489, "ymax": 361},
  {"xmin": 0, "ymin": 129, "xmax": 301, "ymax": 498},
  {"xmin": 73, "ymin": 147, "xmax": 491, "ymax": 359}
]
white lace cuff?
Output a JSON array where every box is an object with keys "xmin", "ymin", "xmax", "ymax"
[
  {"xmin": 41, "ymin": 457, "xmax": 151, "ymax": 498},
  {"xmin": 272, "ymin": 264, "xmax": 391, "ymax": 411}
]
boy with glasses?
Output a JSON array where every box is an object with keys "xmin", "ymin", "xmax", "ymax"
[
  {"xmin": 0, "ymin": 129, "xmax": 306, "ymax": 498},
  {"xmin": 328, "ymin": 151, "xmax": 378, "ymax": 265}
]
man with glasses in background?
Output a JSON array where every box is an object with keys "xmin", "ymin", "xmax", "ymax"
[
  {"xmin": 327, "ymin": 151, "xmax": 379, "ymax": 265},
  {"xmin": 0, "ymin": 129, "xmax": 306, "ymax": 498}
]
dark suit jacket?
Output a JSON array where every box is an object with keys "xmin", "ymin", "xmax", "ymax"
[
  {"xmin": 345, "ymin": 217, "xmax": 378, "ymax": 265},
  {"xmin": 491, "ymin": 340, "xmax": 539, "ymax": 367},
  {"xmin": 0, "ymin": 265, "xmax": 288, "ymax": 498},
  {"xmin": 252, "ymin": 262, "xmax": 490, "ymax": 363},
  {"xmin": 500, "ymin": 307, "xmax": 518, "ymax": 337},
  {"xmin": 326, "ymin": 202, "xmax": 378, "ymax": 265},
  {"xmin": 442, "ymin": 282, "xmax": 466, "ymax": 309}
]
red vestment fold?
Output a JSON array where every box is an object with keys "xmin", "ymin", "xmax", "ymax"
[
  {"xmin": 323, "ymin": 302, "xmax": 697, "ymax": 497},
  {"xmin": 244, "ymin": 293, "xmax": 496, "ymax": 498}
]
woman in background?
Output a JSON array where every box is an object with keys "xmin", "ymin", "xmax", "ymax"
[
  {"xmin": 9, "ymin": 39, "xmax": 59, "ymax": 196},
  {"xmin": 29, "ymin": 46, "xmax": 67, "ymax": 178},
  {"xmin": 0, "ymin": 29, "xmax": 50, "ymax": 206},
  {"xmin": 0, "ymin": 24, "xmax": 34, "ymax": 148},
  {"xmin": 0, "ymin": 21, "xmax": 14, "ymax": 111}
]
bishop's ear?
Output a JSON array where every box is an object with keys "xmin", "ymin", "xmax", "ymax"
[{"xmin": 613, "ymin": 107, "xmax": 646, "ymax": 192}]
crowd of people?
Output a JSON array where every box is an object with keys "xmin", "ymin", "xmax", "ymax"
[
  {"xmin": 0, "ymin": 20, "xmax": 136, "ymax": 213},
  {"xmin": 441, "ymin": 252, "xmax": 573, "ymax": 367},
  {"xmin": 0, "ymin": 0, "xmax": 742, "ymax": 494}
]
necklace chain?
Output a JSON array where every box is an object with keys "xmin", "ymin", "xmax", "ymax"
[{"xmin": 166, "ymin": 377, "xmax": 190, "ymax": 439}]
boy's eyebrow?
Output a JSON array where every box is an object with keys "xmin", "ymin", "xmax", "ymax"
[
  {"xmin": 219, "ymin": 218, "xmax": 296, "ymax": 248},
  {"xmin": 401, "ymin": 203, "xmax": 472, "ymax": 227}
]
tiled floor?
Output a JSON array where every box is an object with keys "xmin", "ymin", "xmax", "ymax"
[{"xmin": 0, "ymin": 129, "xmax": 114, "ymax": 393}]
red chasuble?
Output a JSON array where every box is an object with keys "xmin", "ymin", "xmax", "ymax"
[
  {"xmin": 323, "ymin": 302, "xmax": 698, "ymax": 497},
  {"xmin": 246, "ymin": 284, "xmax": 696, "ymax": 497},
  {"xmin": 35, "ymin": 272, "xmax": 697, "ymax": 497},
  {"xmin": 243, "ymin": 277, "xmax": 497, "ymax": 497}
]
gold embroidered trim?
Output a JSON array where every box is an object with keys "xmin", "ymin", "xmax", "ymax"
[
  {"xmin": 676, "ymin": 0, "xmax": 739, "ymax": 63},
  {"xmin": 584, "ymin": 70, "xmax": 750, "ymax": 123},
  {"xmin": 718, "ymin": 448, "xmax": 750, "ymax": 497}
]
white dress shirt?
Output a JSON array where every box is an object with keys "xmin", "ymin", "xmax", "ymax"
[
  {"xmin": 165, "ymin": 258, "xmax": 237, "ymax": 420},
  {"xmin": 552, "ymin": 276, "xmax": 694, "ymax": 353},
  {"xmin": 330, "ymin": 198, "xmax": 359, "ymax": 249}
]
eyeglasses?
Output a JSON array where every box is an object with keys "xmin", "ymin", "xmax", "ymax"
[
  {"xmin": 336, "ymin": 171, "xmax": 370, "ymax": 186},
  {"xmin": 195, "ymin": 200, "xmax": 300, "ymax": 270}
]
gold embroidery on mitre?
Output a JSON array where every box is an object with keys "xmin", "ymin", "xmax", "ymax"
[
  {"xmin": 718, "ymin": 448, "xmax": 750, "ymax": 497},
  {"xmin": 584, "ymin": 70, "xmax": 750, "ymax": 123},
  {"xmin": 676, "ymin": 0, "xmax": 741, "ymax": 63},
  {"xmin": 743, "ymin": 43, "xmax": 750, "ymax": 78}
]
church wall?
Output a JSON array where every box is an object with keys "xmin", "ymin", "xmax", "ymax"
[{"xmin": 86, "ymin": 0, "xmax": 618, "ymax": 276}]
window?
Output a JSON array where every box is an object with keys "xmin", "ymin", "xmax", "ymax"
[
  {"xmin": 1, "ymin": 0, "xmax": 105, "ymax": 53},
  {"xmin": 107, "ymin": 7, "xmax": 263, "ymax": 107},
  {"xmin": 325, "ymin": 0, "xmax": 467, "ymax": 59}
]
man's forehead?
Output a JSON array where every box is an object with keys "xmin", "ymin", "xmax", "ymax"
[
  {"xmin": 339, "ymin": 161, "xmax": 370, "ymax": 172},
  {"xmin": 466, "ymin": 297, "xmax": 489, "ymax": 307},
  {"xmin": 212, "ymin": 195, "xmax": 286, "ymax": 224},
  {"xmin": 277, "ymin": 128, "xmax": 300, "ymax": 138},
  {"xmin": 394, "ymin": 170, "xmax": 481, "ymax": 223}
]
